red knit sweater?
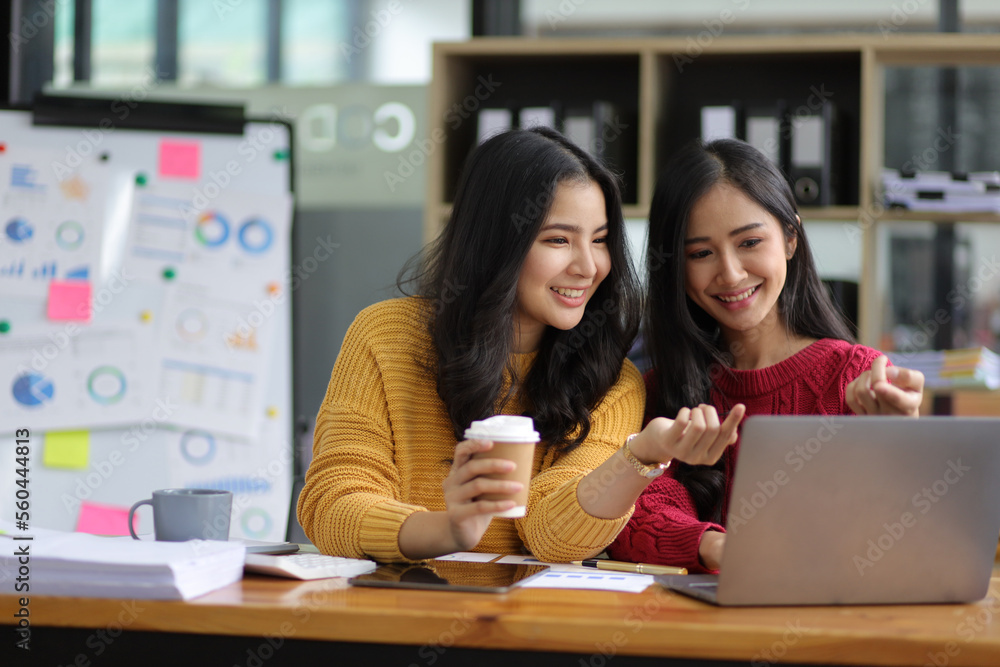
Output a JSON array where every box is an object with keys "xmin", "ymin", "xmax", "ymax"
[{"xmin": 606, "ymin": 338, "xmax": 884, "ymax": 573}]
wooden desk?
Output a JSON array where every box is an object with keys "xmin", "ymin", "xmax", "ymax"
[{"xmin": 4, "ymin": 574, "xmax": 1000, "ymax": 666}]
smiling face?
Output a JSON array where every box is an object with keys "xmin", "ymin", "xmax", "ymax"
[
  {"xmin": 683, "ymin": 182, "xmax": 797, "ymax": 344},
  {"xmin": 513, "ymin": 179, "xmax": 611, "ymax": 353}
]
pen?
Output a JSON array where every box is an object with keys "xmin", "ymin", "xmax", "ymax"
[{"xmin": 571, "ymin": 559, "xmax": 687, "ymax": 576}]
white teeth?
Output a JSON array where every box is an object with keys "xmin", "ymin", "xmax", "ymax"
[
  {"xmin": 552, "ymin": 287, "xmax": 585, "ymax": 298},
  {"xmin": 717, "ymin": 286, "xmax": 758, "ymax": 303}
]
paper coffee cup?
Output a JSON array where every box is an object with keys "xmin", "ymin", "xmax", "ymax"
[{"xmin": 465, "ymin": 416, "xmax": 539, "ymax": 518}]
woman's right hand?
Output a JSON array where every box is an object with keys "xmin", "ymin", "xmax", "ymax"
[
  {"xmin": 628, "ymin": 403, "xmax": 746, "ymax": 468},
  {"xmin": 441, "ymin": 439, "xmax": 524, "ymax": 551}
]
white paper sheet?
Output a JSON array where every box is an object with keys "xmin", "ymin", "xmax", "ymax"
[
  {"xmin": 0, "ymin": 148, "xmax": 111, "ymax": 297},
  {"xmin": 154, "ymin": 283, "xmax": 278, "ymax": 438},
  {"xmin": 515, "ymin": 569, "xmax": 655, "ymax": 593},
  {"xmin": 0, "ymin": 323, "xmax": 159, "ymax": 433},
  {"xmin": 122, "ymin": 182, "xmax": 292, "ymax": 301},
  {"xmin": 495, "ymin": 555, "xmax": 656, "ymax": 592}
]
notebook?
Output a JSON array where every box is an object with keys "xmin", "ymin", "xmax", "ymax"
[{"xmin": 656, "ymin": 415, "xmax": 1000, "ymax": 606}]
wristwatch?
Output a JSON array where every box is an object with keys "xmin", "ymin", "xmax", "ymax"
[{"xmin": 622, "ymin": 433, "xmax": 670, "ymax": 479}]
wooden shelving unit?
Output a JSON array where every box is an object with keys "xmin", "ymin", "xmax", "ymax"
[{"xmin": 426, "ymin": 34, "xmax": 1000, "ymax": 349}]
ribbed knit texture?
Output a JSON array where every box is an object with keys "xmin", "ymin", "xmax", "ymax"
[
  {"xmin": 607, "ymin": 338, "xmax": 884, "ymax": 573},
  {"xmin": 296, "ymin": 297, "xmax": 645, "ymax": 563}
]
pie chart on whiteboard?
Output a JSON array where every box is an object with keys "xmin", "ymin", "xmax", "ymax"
[
  {"xmin": 12, "ymin": 372, "xmax": 55, "ymax": 407},
  {"xmin": 5, "ymin": 218, "xmax": 33, "ymax": 242}
]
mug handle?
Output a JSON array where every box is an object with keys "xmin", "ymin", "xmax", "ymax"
[{"xmin": 128, "ymin": 499, "xmax": 152, "ymax": 540}]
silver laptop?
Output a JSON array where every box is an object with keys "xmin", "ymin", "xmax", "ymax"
[{"xmin": 656, "ymin": 415, "xmax": 1000, "ymax": 606}]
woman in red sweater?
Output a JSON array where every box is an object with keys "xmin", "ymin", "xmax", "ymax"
[{"xmin": 607, "ymin": 138, "xmax": 924, "ymax": 573}]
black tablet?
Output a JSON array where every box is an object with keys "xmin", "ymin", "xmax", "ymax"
[{"xmin": 348, "ymin": 560, "xmax": 549, "ymax": 593}]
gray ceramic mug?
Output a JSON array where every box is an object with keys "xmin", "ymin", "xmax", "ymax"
[{"xmin": 128, "ymin": 489, "xmax": 232, "ymax": 541}]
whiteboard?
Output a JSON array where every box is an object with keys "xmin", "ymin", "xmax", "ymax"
[{"xmin": 0, "ymin": 105, "xmax": 294, "ymax": 542}]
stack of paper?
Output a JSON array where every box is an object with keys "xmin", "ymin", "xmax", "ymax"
[
  {"xmin": 0, "ymin": 520, "xmax": 245, "ymax": 600},
  {"xmin": 887, "ymin": 347, "xmax": 1000, "ymax": 391},
  {"xmin": 882, "ymin": 169, "xmax": 1000, "ymax": 213}
]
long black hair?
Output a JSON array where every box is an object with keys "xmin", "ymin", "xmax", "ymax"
[
  {"xmin": 400, "ymin": 127, "xmax": 642, "ymax": 452},
  {"xmin": 646, "ymin": 138, "xmax": 853, "ymax": 519}
]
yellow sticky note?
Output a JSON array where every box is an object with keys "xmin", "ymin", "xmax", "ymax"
[{"xmin": 43, "ymin": 430, "xmax": 90, "ymax": 469}]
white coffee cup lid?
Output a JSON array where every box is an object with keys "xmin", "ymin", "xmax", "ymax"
[{"xmin": 464, "ymin": 415, "xmax": 539, "ymax": 442}]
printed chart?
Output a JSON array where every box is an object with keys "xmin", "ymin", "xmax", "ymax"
[
  {"xmin": 0, "ymin": 147, "xmax": 113, "ymax": 297},
  {"xmin": 0, "ymin": 325, "xmax": 157, "ymax": 432}
]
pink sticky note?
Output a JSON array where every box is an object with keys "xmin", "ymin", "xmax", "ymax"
[
  {"xmin": 76, "ymin": 501, "xmax": 135, "ymax": 536},
  {"xmin": 47, "ymin": 280, "xmax": 91, "ymax": 322},
  {"xmin": 159, "ymin": 140, "xmax": 201, "ymax": 180}
]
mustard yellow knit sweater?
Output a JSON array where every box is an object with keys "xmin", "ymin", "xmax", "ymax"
[{"xmin": 296, "ymin": 297, "xmax": 644, "ymax": 563}]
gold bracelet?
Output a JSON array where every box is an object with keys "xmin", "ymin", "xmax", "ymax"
[{"xmin": 621, "ymin": 433, "xmax": 670, "ymax": 479}]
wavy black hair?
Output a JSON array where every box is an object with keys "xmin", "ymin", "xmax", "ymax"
[
  {"xmin": 645, "ymin": 138, "xmax": 854, "ymax": 520},
  {"xmin": 400, "ymin": 126, "xmax": 642, "ymax": 453}
]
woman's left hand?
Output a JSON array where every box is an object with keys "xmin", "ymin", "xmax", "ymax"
[{"xmin": 846, "ymin": 355, "xmax": 924, "ymax": 417}]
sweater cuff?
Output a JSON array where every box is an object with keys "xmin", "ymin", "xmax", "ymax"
[
  {"xmin": 528, "ymin": 475, "xmax": 634, "ymax": 562},
  {"xmin": 668, "ymin": 522, "xmax": 725, "ymax": 574},
  {"xmin": 359, "ymin": 500, "xmax": 427, "ymax": 562}
]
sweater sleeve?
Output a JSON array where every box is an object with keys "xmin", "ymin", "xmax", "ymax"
[
  {"xmin": 606, "ymin": 471, "xmax": 724, "ymax": 574},
  {"xmin": 296, "ymin": 308, "xmax": 427, "ymax": 562},
  {"xmin": 516, "ymin": 361, "xmax": 645, "ymax": 563}
]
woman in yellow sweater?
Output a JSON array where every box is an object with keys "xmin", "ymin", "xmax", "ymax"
[{"xmin": 297, "ymin": 127, "xmax": 742, "ymax": 563}]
